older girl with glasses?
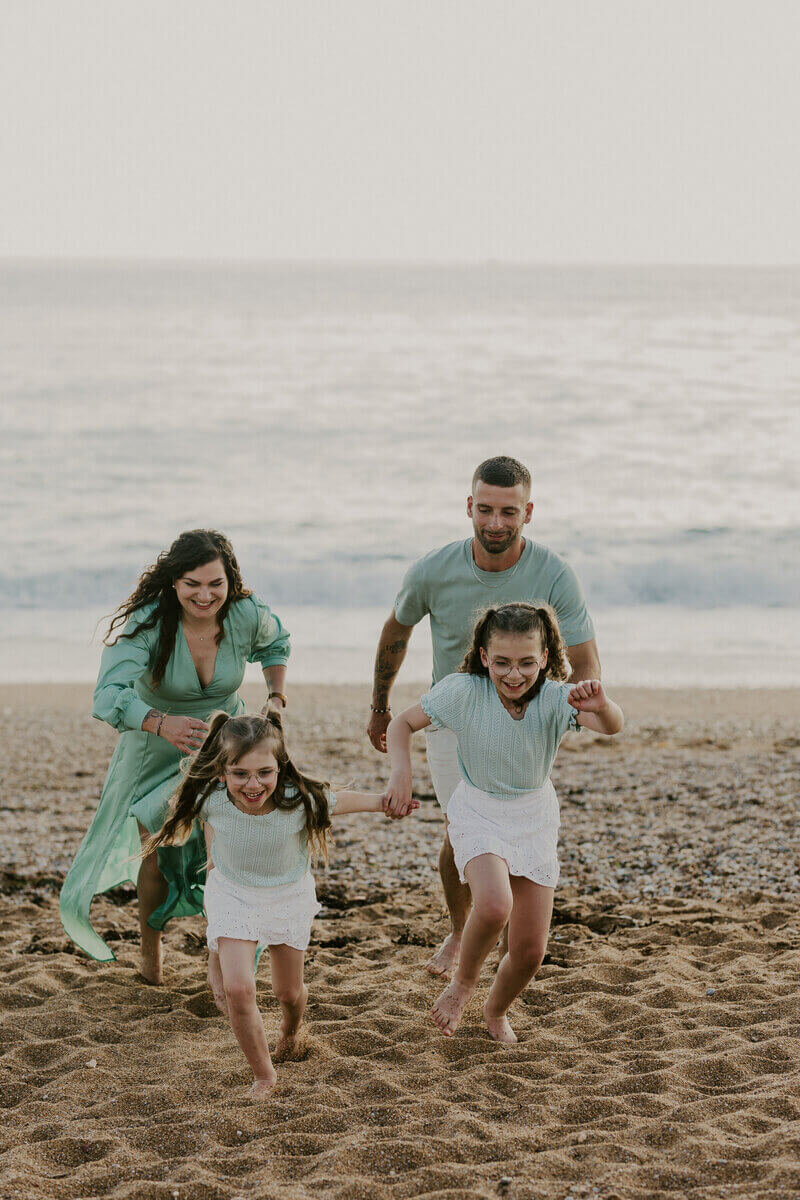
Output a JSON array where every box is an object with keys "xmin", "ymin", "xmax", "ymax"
[{"xmin": 385, "ymin": 601, "xmax": 623, "ymax": 1043}]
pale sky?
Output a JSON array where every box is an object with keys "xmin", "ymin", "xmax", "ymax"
[{"xmin": 1, "ymin": 0, "xmax": 797, "ymax": 262}]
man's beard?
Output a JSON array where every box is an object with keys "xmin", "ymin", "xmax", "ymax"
[{"xmin": 475, "ymin": 526, "xmax": 522, "ymax": 555}]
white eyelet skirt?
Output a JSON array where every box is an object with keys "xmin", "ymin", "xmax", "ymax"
[
  {"xmin": 447, "ymin": 779, "xmax": 561, "ymax": 888},
  {"xmin": 204, "ymin": 868, "xmax": 321, "ymax": 952}
]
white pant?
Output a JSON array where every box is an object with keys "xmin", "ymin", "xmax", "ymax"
[{"xmin": 424, "ymin": 727, "xmax": 462, "ymax": 815}]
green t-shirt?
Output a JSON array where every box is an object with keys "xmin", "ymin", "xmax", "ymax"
[{"xmin": 394, "ymin": 538, "xmax": 594, "ymax": 685}]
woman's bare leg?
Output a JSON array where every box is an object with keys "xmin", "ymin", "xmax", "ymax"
[
  {"xmin": 137, "ymin": 822, "xmax": 168, "ymax": 985},
  {"xmin": 218, "ymin": 937, "xmax": 276, "ymax": 1098},
  {"xmin": 268, "ymin": 945, "xmax": 307, "ymax": 1058},
  {"xmin": 483, "ymin": 877, "xmax": 553, "ymax": 1043},
  {"xmin": 431, "ymin": 854, "xmax": 512, "ymax": 1036}
]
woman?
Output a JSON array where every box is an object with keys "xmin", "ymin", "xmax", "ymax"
[{"xmin": 59, "ymin": 529, "xmax": 290, "ymax": 984}]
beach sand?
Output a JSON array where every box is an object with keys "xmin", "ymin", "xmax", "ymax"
[{"xmin": 1, "ymin": 683, "xmax": 799, "ymax": 1200}]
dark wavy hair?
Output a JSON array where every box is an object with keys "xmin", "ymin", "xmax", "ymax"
[
  {"xmin": 104, "ymin": 530, "xmax": 251, "ymax": 686},
  {"xmin": 144, "ymin": 711, "xmax": 333, "ymax": 864},
  {"xmin": 460, "ymin": 602, "xmax": 570, "ymax": 703}
]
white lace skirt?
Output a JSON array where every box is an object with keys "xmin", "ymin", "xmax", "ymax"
[
  {"xmin": 448, "ymin": 779, "xmax": 561, "ymax": 888},
  {"xmin": 205, "ymin": 868, "xmax": 321, "ymax": 952}
]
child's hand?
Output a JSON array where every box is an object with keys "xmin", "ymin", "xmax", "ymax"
[
  {"xmin": 382, "ymin": 795, "xmax": 420, "ymax": 820},
  {"xmin": 384, "ymin": 771, "xmax": 414, "ymax": 818},
  {"xmin": 567, "ymin": 679, "xmax": 608, "ymax": 712}
]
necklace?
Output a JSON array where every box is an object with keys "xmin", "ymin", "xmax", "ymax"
[{"xmin": 467, "ymin": 540, "xmax": 525, "ymax": 588}]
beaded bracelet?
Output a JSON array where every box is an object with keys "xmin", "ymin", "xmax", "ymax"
[
  {"xmin": 154, "ymin": 713, "xmax": 166, "ymax": 738},
  {"xmin": 370, "ymin": 705, "xmax": 391, "ymax": 714}
]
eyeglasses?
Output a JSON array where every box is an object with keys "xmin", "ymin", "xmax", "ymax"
[
  {"xmin": 491, "ymin": 659, "xmax": 544, "ymax": 677},
  {"xmin": 225, "ymin": 768, "xmax": 277, "ymax": 785}
]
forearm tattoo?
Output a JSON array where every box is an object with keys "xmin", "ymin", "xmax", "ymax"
[
  {"xmin": 143, "ymin": 708, "xmax": 164, "ymax": 727},
  {"xmin": 373, "ymin": 638, "xmax": 408, "ymax": 704}
]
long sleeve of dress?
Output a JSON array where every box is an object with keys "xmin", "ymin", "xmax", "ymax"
[
  {"xmin": 92, "ymin": 620, "xmax": 155, "ymax": 733},
  {"xmin": 247, "ymin": 597, "xmax": 291, "ymax": 668}
]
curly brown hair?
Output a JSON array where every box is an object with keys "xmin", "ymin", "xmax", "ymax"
[
  {"xmin": 459, "ymin": 601, "xmax": 570, "ymax": 702},
  {"xmin": 144, "ymin": 711, "xmax": 333, "ymax": 865},
  {"xmin": 104, "ymin": 529, "xmax": 252, "ymax": 686}
]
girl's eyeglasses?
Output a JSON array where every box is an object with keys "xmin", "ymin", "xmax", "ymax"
[{"xmin": 225, "ymin": 769, "xmax": 277, "ymax": 785}]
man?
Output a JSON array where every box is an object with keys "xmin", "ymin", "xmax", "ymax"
[{"xmin": 367, "ymin": 455, "xmax": 600, "ymax": 976}]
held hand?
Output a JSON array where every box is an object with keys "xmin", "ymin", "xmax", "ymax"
[
  {"xmin": 159, "ymin": 715, "xmax": 210, "ymax": 755},
  {"xmin": 380, "ymin": 792, "xmax": 420, "ymax": 820},
  {"xmin": 567, "ymin": 679, "xmax": 608, "ymax": 712},
  {"xmin": 367, "ymin": 709, "xmax": 392, "ymax": 754},
  {"xmin": 383, "ymin": 770, "xmax": 413, "ymax": 817}
]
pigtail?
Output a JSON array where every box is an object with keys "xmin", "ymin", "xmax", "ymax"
[
  {"xmin": 536, "ymin": 603, "xmax": 571, "ymax": 681},
  {"xmin": 279, "ymin": 760, "xmax": 333, "ymax": 865},
  {"xmin": 144, "ymin": 711, "xmax": 232, "ymax": 854},
  {"xmin": 458, "ymin": 607, "xmax": 498, "ymax": 676}
]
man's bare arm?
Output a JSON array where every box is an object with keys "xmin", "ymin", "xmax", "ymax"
[
  {"xmin": 367, "ymin": 610, "xmax": 415, "ymax": 753},
  {"xmin": 567, "ymin": 638, "xmax": 601, "ymax": 683}
]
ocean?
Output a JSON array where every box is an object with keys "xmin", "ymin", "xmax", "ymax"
[{"xmin": 1, "ymin": 261, "xmax": 797, "ymax": 687}]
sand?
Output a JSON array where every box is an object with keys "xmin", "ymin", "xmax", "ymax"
[{"xmin": 1, "ymin": 683, "xmax": 799, "ymax": 1200}]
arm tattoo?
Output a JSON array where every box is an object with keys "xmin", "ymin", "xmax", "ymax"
[
  {"xmin": 144, "ymin": 708, "xmax": 163, "ymax": 722},
  {"xmin": 373, "ymin": 639, "xmax": 409, "ymax": 704}
]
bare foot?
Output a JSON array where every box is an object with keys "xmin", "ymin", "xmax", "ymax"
[
  {"xmin": 431, "ymin": 978, "xmax": 474, "ymax": 1036},
  {"xmin": 249, "ymin": 1072, "xmax": 277, "ymax": 1100},
  {"xmin": 425, "ymin": 933, "xmax": 462, "ymax": 978},
  {"xmin": 483, "ymin": 1000, "xmax": 518, "ymax": 1044},
  {"xmin": 207, "ymin": 951, "xmax": 228, "ymax": 1015},
  {"xmin": 274, "ymin": 1025, "xmax": 305, "ymax": 1062}
]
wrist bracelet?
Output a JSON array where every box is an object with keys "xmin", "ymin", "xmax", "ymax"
[
  {"xmin": 268, "ymin": 692, "xmax": 287, "ymax": 708},
  {"xmin": 154, "ymin": 713, "xmax": 166, "ymax": 738},
  {"xmin": 370, "ymin": 705, "xmax": 391, "ymax": 714}
]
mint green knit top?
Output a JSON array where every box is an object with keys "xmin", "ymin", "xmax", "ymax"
[
  {"xmin": 420, "ymin": 673, "xmax": 580, "ymax": 799},
  {"xmin": 200, "ymin": 785, "xmax": 336, "ymax": 888}
]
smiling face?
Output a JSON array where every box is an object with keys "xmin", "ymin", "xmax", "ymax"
[
  {"xmin": 223, "ymin": 740, "xmax": 280, "ymax": 813},
  {"xmin": 174, "ymin": 557, "xmax": 229, "ymax": 622},
  {"xmin": 467, "ymin": 481, "xmax": 533, "ymax": 557},
  {"xmin": 480, "ymin": 629, "xmax": 548, "ymax": 705}
]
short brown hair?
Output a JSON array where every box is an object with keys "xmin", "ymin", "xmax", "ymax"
[{"xmin": 472, "ymin": 456, "xmax": 531, "ymax": 497}]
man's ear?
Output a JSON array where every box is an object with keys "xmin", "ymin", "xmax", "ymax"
[
  {"xmin": 467, "ymin": 495, "xmax": 474, "ymax": 518},
  {"xmin": 524, "ymin": 500, "xmax": 534, "ymax": 524}
]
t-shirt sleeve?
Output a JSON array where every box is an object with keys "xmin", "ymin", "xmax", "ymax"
[
  {"xmin": 247, "ymin": 596, "xmax": 291, "ymax": 667},
  {"xmin": 327, "ymin": 789, "xmax": 337, "ymax": 814},
  {"xmin": 393, "ymin": 558, "xmax": 429, "ymax": 627},
  {"xmin": 420, "ymin": 673, "xmax": 474, "ymax": 733},
  {"xmin": 548, "ymin": 562, "xmax": 595, "ymax": 647}
]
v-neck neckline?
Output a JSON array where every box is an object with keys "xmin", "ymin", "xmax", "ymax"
[{"xmin": 180, "ymin": 620, "xmax": 221, "ymax": 691}]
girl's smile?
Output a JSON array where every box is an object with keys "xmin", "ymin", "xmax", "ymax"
[{"xmin": 223, "ymin": 741, "xmax": 279, "ymax": 814}]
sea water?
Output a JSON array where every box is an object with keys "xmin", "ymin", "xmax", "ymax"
[{"xmin": 1, "ymin": 261, "xmax": 797, "ymax": 686}]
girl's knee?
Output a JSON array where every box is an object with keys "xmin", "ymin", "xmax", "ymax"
[
  {"xmin": 511, "ymin": 941, "xmax": 546, "ymax": 975},
  {"xmin": 273, "ymin": 980, "xmax": 305, "ymax": 1007},
  {"xmin": 474, "ymin": 893, "xmax": 513, "ymax": 929},
  {"xmin": 224, "ymin": 976, "xmax": 257, "ymax": 1010}
]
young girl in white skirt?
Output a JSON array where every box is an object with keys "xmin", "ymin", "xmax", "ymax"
[
  {"xmin": 147, "ymin": 711, "xmax": 416, "ymax": 1098},
  {"xmin": 386, "ymin": 602, "xmax": 623, "ymax": 1044}
]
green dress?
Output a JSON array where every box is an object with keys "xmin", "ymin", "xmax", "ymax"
[{"xmin": 59, "ymin": 595, "xmax": 290, "ymax": 961}]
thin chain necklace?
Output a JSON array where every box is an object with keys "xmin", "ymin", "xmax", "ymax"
[{"xmin": 467, "ymin": 539, "xmax": 525, "ymax": 588}]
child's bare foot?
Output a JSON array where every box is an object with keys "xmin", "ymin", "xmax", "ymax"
[
  {"xmin": 431, "ymin": 978, "xmax": 473, "ymax": 1036},
  {"xmin": 207, "ymin": 951, "xmax": 228, "ymax": 1015},
  {"xmin": 274, "ymin": 1025, "xmax": 305, "ymax": 1061},
  {"xmin": 482, "ymin": 1000, "xmax": 518, "ymax": 1044},
  {"xmin": 249, "ymin": 1071, "xmax": 277, "ymax": 1100},
  {"xmin": 425, "ymin": 933, "xmax": 461, "ymax": 977}
]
